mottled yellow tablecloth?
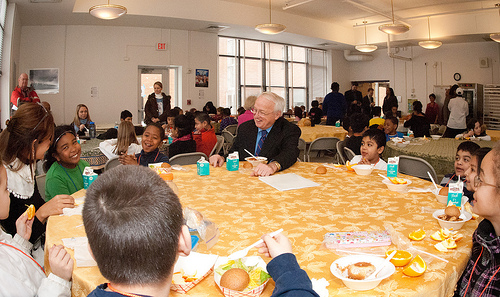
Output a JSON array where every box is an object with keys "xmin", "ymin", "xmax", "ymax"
[
  {"xmin": 300, "ymin": 126, "xmax": 347, "ymax": 142},
  {"xmin": 45, "ymin": 162, "xmax": 478, "ymax": 297},
  {"xmin": 486, "ymin": 130, "xmax": 500, "ymax": 142}
]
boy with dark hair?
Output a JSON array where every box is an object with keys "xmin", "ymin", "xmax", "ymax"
[
  {"xmin": 440, "ymin": 141, "xmax": 480, "ymax": 189},
  {"xmin": 384, "ymin": 116, "xmax": 404, "ymax": 141},
  {"xmin": 120, "ymin": 110, "xmax": 133, "ymax": 122},
  {"xmin": 350, "ymin": 128, "xmax": 387, "ymax": 170},
  {"xmin": 83, "ymin": 165, "xmax": 191, "ymax": 296},
  {"xmin": 165, "ymin": 109, "xmax": 178, "ymax": 135},
  {"xmin": 309, "ymin": 100, "xmax": 323, "ymax": 125},
  {"xmin": 344, "ymin": 112, "xmax": 369, "ymax": 155},
  {"xmin": 369, "ymin": 106, "xmax": 384, "ymax": 128}
]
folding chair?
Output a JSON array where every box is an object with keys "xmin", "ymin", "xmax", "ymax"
[
  {"xmin": 104, "ymin": 157, "xmax": 121, "ymax": 172},
  {"xmin": 210, "ymin": 135, "xmax": 225, "ymax": 157},
  {"xmin": 336, "ymin": 140, "xmax": 347, "ymax": 164},
  {"xmin": 344, "ymin": 147, "xmax": 356, "ymax": 162},
  {"xmin": 169, "ymin": 152, "xmax": 208, "ymax": 166},
  {"xmin": 298, "ymin": 138, "xmax": 307, "ymax": 162},
  {"xmin": 306, "ymin": 137, "xmax": 339, "ymax": 162},
  {"xmin": 399, "ymin": 155, "xmax": 438, "ymax": 181}
]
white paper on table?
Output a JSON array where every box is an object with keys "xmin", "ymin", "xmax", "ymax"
[
  {"xmin": 173, "ymin": 251, "xmax": 218, "ymax": 277},
  {"xmin": 311, "ymin": 278, "xmax": 329, "ymax": 297},
  {"xmin": 61, "ymin": 237, "xmax": 97, "ymax": 267},
  {"xmin": 259, "ymin": 173, "xmax": 320, "ymax": 191},
  {"xmin": 74, "ymin": 196, "xmax": 85, "ymax": 206},
  {"xmin": 408, "ymin": 187, "xmax": 436, "ymax": 193},
  {"xmin": 62, "ymin": 204, "xmax": 83, "ymax": 216}
]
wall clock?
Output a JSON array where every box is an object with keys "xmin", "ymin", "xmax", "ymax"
[{"xmin": 454, "ymin": 73, "xmax": 461, "ymax": 81}]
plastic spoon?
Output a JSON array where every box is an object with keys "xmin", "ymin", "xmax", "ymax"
[
  {"xmin": 244, "ymin": 149, "xmax": 257, "ymax": 159},
  {"xmin": 427, "ymin": 171, "xmax": 439, "ymax": 193},
  {"xmin": 378, "ymin": 173, "xmax": 390, "ymax": 182},
  {"xmin": 227, "ymin": 229, "xmax": 283, "ymax": 260},
  {"xmin": 365, "ymin": 250, "xmax": 396, "ymax": 280}
]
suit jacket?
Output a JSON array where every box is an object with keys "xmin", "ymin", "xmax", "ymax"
[{"xmin": 229, "ymin": 117, "xmax": 301, "ymax": 171}]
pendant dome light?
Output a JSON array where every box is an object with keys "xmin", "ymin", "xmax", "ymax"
[
  {"xmin": 89, "ymin": 0, "xmax": 127, "ymax": 20},
  {"xmin": 419, "ymin": 17, "xmax": 442, "ymax": 49},
  {"xmin": 255, "ymin": 0, "xmax": 286, "ymax": 35},
  {"xmin": 355, "ymin": 21, "xmax": 378, "ymax": 53},
  {"xmin": 378, "ymin": 0, "xmax": 410, "ymax": 35}
]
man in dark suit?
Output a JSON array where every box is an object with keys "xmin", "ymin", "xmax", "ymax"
[{"xmin": 209, "ymin": 92, "xmax": 301, "ymax": 176}]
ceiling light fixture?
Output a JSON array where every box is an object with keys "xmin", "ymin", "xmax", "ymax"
[
  {"xmin": 355, "ymin": 21, "xmax": 378, "ymax": 52},
  {"xmin": 89, "ymin": 0, "xmax": 127, "ymax": 20},
  {"xmin": 419, "ymin": 17, "xmax": 442, "ymax": 49},
  {"xmin": 256, "ymin": 0, "xmax": 286, "ymax": 34},
  {"xmin": 490, "ymin": 33, "xmax": 500, "ymax": 43},
  {"xmin": 378, "ymin": 0, "xmax": 410, "ymax": 35}
]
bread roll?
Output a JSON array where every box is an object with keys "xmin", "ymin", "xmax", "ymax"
[
  {"xmin": 316, "ymin": 166, "xmax": 327, "ymax": 174},
  {"xmin": 243, "ymin": 162, "xmax": 253, "ymax": 169},
  {"xmin": 220, "ymin": 268, "xmax": 250, "ymax": 291},
  {"xmin": 439, "ymin": 187, "xmax": 448, "ymax": 196}
]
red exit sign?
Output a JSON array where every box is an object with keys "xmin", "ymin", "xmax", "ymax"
[{"xmin": 157, "ymin": 43, "xmax": 166, "ymax": 51}]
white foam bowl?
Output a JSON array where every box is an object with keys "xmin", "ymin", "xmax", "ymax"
[
  {"xmin": 352, "ymin": 164, "xmax": 374, "ymax": 176},
  {"xmin": 330, "ymin": 255, "xmax": 395, "ymax": 291},
  {"xmin": 432, "ymin": 209, "xmax": 472, "ymax": 230},
  {"xmin": 396, "ymin": 141, "xmax": 410, "ymax": 148},
  {"xmin": 244, "ymin": 156, "xmax": 267, "ymax": 167},
  {"xmin": 431, "ymin": 135, "xmax": 442, "ymax": 140},
  {"xmin": 382, "ymin": 178, "xmax": 412, "ymax": 192}
]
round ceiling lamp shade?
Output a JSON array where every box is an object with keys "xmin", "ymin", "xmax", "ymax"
[
  {"xmin": 355, "ymin": 44, "xmax": 378, "ymax": 52},
  {"xmin": 255, "ymin": 23, "xmax": 286, "ymax": 35},
  {"xmin": 490, "ymin": 33, "xmax": 500, "ymax": 43},
  {"xmin": 378, "ymin": 23, "xmax": 410, "ymax": 35},
  {"xmin": 89, "ymin": 4, "xmax": 127, "ymax": 20},
  {"xmin": 418, "ymin": 40, "xmax": 443, "ymax": 49}
]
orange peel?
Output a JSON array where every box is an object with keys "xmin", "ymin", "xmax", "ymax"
[
  {"xmin": 24, "ymin": 204, "xmax": 35, "ymax": 220},
  {"xmin": 402, "ymin": 255, "xmax": 426, "ymax": 277},
  {"xmin": 409, "ymin": 229, "xmax": 426, "ymax": 241}
]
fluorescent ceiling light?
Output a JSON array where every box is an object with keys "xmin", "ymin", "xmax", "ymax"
[
  {"xmin": 419, "ymin": 17, "xmax": 442, "ymax": 49},
  {"xmin": 490, "ymin": 33, "xmax": 500, "ymax": 43}
]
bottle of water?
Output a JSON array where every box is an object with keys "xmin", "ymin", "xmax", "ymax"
[
  {"xmin": 89, "ymin": 122, "xmax": 96, "ymax": 138},
  {"xmin": 162, "ymin": 172, "xmax": 179, "ymax": 195}
]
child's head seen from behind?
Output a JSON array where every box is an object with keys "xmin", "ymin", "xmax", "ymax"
[
  {"xmin": 83, "ymin": 166, "xmax": 190, "ymax": 286},
  {"xmin": 360, "ymin": 128, "xmax": 386, "ymax": 164},
  {"xmin": 350, "ymin": 113, "xmax": 369, "ymax": 134},
  {"xmin": 455, "ymin": 141, "xmax": 480, "ymax": 177}
]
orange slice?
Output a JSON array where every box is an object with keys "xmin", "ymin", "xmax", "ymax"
[
  {"xmin": 388, "ymin": 177, "xmax": 408, "ymax": 184},
  {"xmin": 430, "ymin": 231, "xmax": 445, "ymax": 241},
  {"xmin": 409, "ymin": 229, "xmax": 426, "ymax": 241},
  {"xmin": 434, "ymin": 242, "xmax": 448, "ymax": 252},
  {"xmin": 346, "ymin": 161, "xmax": 357, "ymax": 171},
  {"xmin": 452, "ymin": 234, "xmax": 464, "ymax": 242},
  {"xmin": 25, "ymin": 204, "xmax": 35, "ymax": 220},
  {"xmin": 386, "ymin": 250, "xmax": 413, "ymax": 267},
  {"xmin": 441, "ymin": 238, "xmax": 457, "ymax": 249},
  {"xmin": 402, "ymin": 255, "xmax": 426, "ymax": 277}
]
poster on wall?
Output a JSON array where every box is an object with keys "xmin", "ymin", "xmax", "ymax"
[
  {"xmin": 195, "ymin": 69, "xmax": 209, "ymax": 88},
  {"xmin": 408, "ymin": 99, "xmax": 417, "ymax": 113},
  {"xmin": 29, "ymin": 68, "xmax": 59, "ymax": 94}
]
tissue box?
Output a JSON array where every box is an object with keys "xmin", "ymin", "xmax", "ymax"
[{"xmin": 83, "ymin": 167, "xmax": 98, "ymax": 189}]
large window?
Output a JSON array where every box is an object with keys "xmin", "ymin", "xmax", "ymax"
[{"xmin": 218, "ymin": 37, "xmax": 328, "ymax": 113}]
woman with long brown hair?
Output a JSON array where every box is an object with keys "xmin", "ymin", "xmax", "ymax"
[
  {"xmin": 72, "ymin": 103, "xmax": 92, "ymax": 136},
  {"xmin": 0, "ymin": 102, "xmax": 74, "ymax": 260}
]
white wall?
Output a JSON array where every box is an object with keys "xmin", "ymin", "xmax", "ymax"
[
  {"xmin": 340, "ymin": 42, "xmax": 500, "ymax": 114},
  {"xmin": 18, "ymin": 25, "xmax": 217, "ymax": 126}
]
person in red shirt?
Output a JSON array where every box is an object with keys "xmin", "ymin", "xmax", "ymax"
[
  {"xmin": 425, "ymin": 93, "xmax": 439, "ymax": 124},
  {"xmin": 193, "ymin": 112, "xmax": 217, "ymax": 158},
  {"xmin": 10, "ymin": 73, "xmax": 40, "ymax": 112}
]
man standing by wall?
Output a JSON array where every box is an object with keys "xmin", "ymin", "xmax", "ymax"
[{"xmin": 10, "ymin": 73, "xmax": 40, "ymax": 113}]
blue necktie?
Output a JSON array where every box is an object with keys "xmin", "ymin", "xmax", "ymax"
[{"xmin": 255, "ymin": 130, "xmax": 268, "ymax": 156}]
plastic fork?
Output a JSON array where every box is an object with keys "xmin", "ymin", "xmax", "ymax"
[
  {"xmin": 227, "ymin": 229, "xmax": 283, "ymax": 260},
  {"xmin": 365, "ymin": 250, "xmax": 396, "ymax": 280}
]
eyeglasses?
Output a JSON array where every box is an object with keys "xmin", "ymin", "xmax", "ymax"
[
  {"xmin": 474, "ymin": 175, "xmax": 500, "ymax": 189},
  {"xmin": 251, "ymin": 108, "xmax": 273, "ymax": 117},
  {"xmin": 32, "ymin": 103, "xmax": 48, "ymax": 132}
]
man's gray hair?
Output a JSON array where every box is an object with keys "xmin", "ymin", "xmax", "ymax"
[{"xmin": 258, "ymin": 92, "xmax": 285, "ymax": 115}]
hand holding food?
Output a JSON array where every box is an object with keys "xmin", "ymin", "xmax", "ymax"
[
  {"xmin": 118, "ymin": 153, "xmax": 138, "ymax": 165},
  {"xmin": 15, "ymin": 211, "xmax": 33, "ymax": 240}
]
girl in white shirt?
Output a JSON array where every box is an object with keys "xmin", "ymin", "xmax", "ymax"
[{"xmin": 99, "ymin": 121, "xmax": 142, "ymax": 159}]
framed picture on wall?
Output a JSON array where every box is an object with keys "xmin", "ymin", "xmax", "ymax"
[
  {"xmin": 195, "ymin": 69, "xmax": 209, "ymax": 88},
  {"xmin": 408, "ymin": 99, "xmax": 417, "ymax": 113},
  {"xmin": 29, "ymin": 68, "xmax": 59, "ymax": 94}
]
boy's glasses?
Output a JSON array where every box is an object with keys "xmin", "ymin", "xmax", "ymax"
[{"xmin": 474, "ymin": 175, "xmax": 500, "ymax": 189}]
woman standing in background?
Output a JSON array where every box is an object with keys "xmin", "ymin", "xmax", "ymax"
[{"xmin": 144, "ymin": 81, "xmax": 170, "ymax": 125}]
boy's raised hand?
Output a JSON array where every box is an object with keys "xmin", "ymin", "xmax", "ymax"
[
  {"xmin": 257, "ymin": 233, "xmax": 293, "ymax": 259},
  {"xmin": 15, "ymin": 212, "xmax": 33, "ymax": 240},
  {"xmin": 49, "ymin": 245, "xmax": 74, "ymax": 282},
  {"xmin": 119, "ymin": 153, "xmax": 138, "ymax": 165}
]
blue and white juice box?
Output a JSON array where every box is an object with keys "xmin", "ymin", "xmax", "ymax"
[
  {"xmin": 83, "ymin": 167, "xmax": 98, "ymax": 189},
  {"xmin": 387, "ymin": 157, "xmax": 399, "ymax": 178},
  {"xmin": 197, "ymin": 157, "xmax": 210, "ymax": 176},
  {"xmin": 447, "ymin": 180, "xmax": 464, "ymax": 207},
  {"xmin": 226, "ymin": 152, "xmax": 239, "ymax": 171}
]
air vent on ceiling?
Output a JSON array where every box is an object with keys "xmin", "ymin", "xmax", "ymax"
[
  {"xmin": 202, "ymin": 25, "xmax": 229, "ymax": 33},
  {"xmin": 30, "ymin": 0, "xmax": 62, "ymax": 2},
  {"xmin": 318, "ymin": 43, "xmax": 335, "ymax": 47}
]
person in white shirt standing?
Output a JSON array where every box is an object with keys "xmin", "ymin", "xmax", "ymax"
[{"xmin": 443, "ymin": 87, "xmax": 469, "ymax": 138}]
